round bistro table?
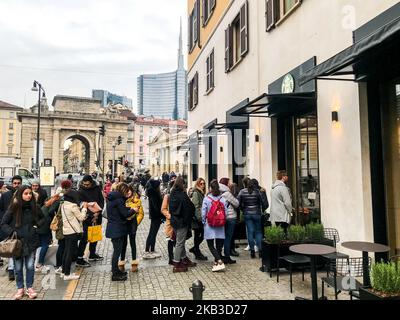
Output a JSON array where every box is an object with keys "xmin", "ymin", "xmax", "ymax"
[
  {"xmin": 290, "ymin": 244, "xmax": 336, "ymax": 300},
  {"xmin": 341, "ymin": 241, "xmax": 390, "ymax": 287}
]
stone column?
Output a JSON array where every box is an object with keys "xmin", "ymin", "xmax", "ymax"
[{"xmin": 52, "ymin": 129, "xmax": 60, "ymax": 173}]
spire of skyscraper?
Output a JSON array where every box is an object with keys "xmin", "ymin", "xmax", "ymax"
[{"xmin": 178, "ymin": 17, "xmax": 184, "ymax": 69}]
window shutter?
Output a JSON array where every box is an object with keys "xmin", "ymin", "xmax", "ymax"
[
  {"xmin": 193, "ymin": 3, "xmax": 198, "ymax": 43},
  {"xmin": 240, "ymin": 1, "xmax": 249, "ymax": 56},
  {"xmin": 206, "ymin": 56, "xmax": 210, "ymax": 91},
  {"xmin": 202, "ymin": 0, "xmax": 208, "ymax": 26},
  {"xmin": 225, "ymin": 27, "xmax": 229, "ymax": 72},
  {"xmin": 188, "ymin": 14, "xmax": 193, "ymax": 50},
  {"xmin": 210, "ymin": 0, "xmax": 216, "ymax": 11},
  {"xmin": 196, "ymin": 0, "xmax": 201, "ymax": 44},
  {"xmin": 194, "ymin": 72, "xmax": 199, "ymax": 106},
  {"xmin": 266, "ymin": 0, "xmax": 280, "ymax": 32},
  {"xmin": 188, "ymin": 80, "xmax": 193, "ymax": 111},
  {"xmin": 210, "ymin": 50, "xmax": 214, "ymax": 88}
]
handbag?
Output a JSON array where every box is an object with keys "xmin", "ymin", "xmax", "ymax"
[
  {"xmin": 0, "ymin": 231, "xmax": 23, "ymax": 258},
  {"xmin": 87, "ymin": 224, "xmax": 102, "ymax": 243}
]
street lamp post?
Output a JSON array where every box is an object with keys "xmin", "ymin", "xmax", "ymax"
[
  {"xmin": 112, "ymin": 143, "xmax": 116, "ymax": 178},
  {"xmin": 31, "ymin": 81, "xmax": 46, "ymax": 176}
]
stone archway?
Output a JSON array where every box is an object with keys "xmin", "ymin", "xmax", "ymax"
[
  {"xmin": 62, "ymin": 134, "xmax": 91, "ymax": 174},
  {"xmin": 59, "ymin": 130, "xmax": 97, "ymax": 175}
]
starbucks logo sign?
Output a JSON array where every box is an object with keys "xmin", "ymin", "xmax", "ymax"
[{"xmin": 282, "ymin": 73, "xmax": 295, "ymax": 93}]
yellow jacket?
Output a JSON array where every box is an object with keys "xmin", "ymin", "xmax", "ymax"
[{"xmin": 126, "ymin": 196, "xmax": 144, "ymax": 225}]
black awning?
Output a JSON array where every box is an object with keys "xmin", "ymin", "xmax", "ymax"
[
  {"xmin": 300, "ymin": 16, "xmax": 400, "ymax": 85},
  {"xmin": 231, "ymin": 92, "xmax": 316, "ymax": 118}
]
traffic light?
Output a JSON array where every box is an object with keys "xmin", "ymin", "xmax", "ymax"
[
  {"xmin": 117, "ymin": 136, "xmax": 122, "ymax": 145},
  {"xmin": 99, "ymin": 124, "xmax": 106, "ymax": 136},
  {"xmin": 94, "ymin": 160, "xmax": 100, "ymax": 166}
]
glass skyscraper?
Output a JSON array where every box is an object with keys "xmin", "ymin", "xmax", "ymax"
[
  {"xmin": 137, "ymin": 22, "xmax": 187, "ymax": 120},
  {"xmin": 92, "ymin": 90, "xmax": 133, "ymax": 108}
]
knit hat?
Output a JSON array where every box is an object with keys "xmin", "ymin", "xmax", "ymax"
[
  {"xmin": 61, "ymin": 180, "xmax": 72, "ymax": 190},
  {"xmin": 31, "ymin": 179, "xmax": 40, "ymax": 185},
  {"xmin": 219, "ymin": 178, "xmax": 230, "ymax": 186}
]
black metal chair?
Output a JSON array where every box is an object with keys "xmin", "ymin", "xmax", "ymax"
[
  {"xmin": 276, "ymin": 246, "xmax": 311, "ymax": 293},
  {"xmin": 321, "ymin": 257, "xmax": 370, "ymax": 300},
  {"xmin": 322, "ymin": 228, "xmax": 349, "ymax": 262}
]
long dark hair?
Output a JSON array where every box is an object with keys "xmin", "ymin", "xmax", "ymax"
[
  {"xmin": 172, "ymin": 176, "xmax": 185, "ymax": 192},
  {"xmin": 209, "ymin": 180, "xmax": 220, "ymax": 196},
  {"xmin": 247, "ymin": 179, "xmax": 255, "ymax": 194},
  {"xmin": 8, "ymin": 185, "xmax": 38, "ymax": 228}
]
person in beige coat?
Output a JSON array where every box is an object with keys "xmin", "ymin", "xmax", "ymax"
[
  {"xmin": 161, "ymin": 179, "xmax": 176, "ymax": 265},
  {"xmin": 60, "ymin": 190, "xmax": 88, "ymax": 280}
]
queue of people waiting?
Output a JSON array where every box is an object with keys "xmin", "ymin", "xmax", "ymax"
[{"xmin": 0, "ymin": 170, "xmax": 293, "ymax": 298}]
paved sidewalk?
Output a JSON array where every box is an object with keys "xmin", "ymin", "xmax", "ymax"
[{"xmin": 0, "ymin": 199, "xmax": 345, "ymax": 300}]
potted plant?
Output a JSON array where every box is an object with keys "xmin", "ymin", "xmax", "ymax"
[
  {"xmin": 261, "ymin": 226, "xmax": 289, "ymax": 272},
  {"xmin": 287, "ymin": 225, "xmax": 306, "ymax": 243},
  {"xmin": 305, "ymin": 223, "xmax": 325, "ymax": 242},
  {"xmin": 359, "ymin": 261, "xmax": 400, "ymax": 300}
]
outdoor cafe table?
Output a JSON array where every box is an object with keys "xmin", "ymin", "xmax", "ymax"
[
  {"xmin": 290, "ymin": 244, "xmax": 336, "ymax": 300},
  {"xmin": 341, "ymin": 241, "xmax": 390, "ymax": 287}
]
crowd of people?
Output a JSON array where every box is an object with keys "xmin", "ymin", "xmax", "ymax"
[{"xmin": 0, "ymin": 169, "xmax": 294, "ymax": 299}]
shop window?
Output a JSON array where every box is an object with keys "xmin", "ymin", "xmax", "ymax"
[
  {"xmin": 188, "ymin": 72, "xmax": 199, "ymax": 111},
  {"xmin": 202, "ymin": 0, "xmax": 216, "ymax": 26},
  {"xmin": 225, "ymin": 1, "xmax": 248, "ymax": 72},
  {"xmin": 206, "ymin": 49, "xmax": 215, "ymax": 92}
]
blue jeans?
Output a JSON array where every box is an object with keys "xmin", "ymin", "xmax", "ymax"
[
  {"xmin": 14, "ymin": 252, "xmax": 36, "ymax": 289},
  {"xmin": 38, "ymin": 233, "xmax": 51, "ymax": 265},
  {"xmin": 224, "ymin": 219, "xmax": 236, "ymax": 257},
  {"xmin": 244, "ymin": 215, "xmax": 262, "ymax": 252}
]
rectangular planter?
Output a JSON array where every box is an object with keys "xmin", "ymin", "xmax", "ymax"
[{"xmin": 359, "ymin": 287, "xmax": 400, "ymax": 300}]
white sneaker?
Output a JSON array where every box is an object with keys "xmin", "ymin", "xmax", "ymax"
[
  {"xmin": 142, "ymin": 252, "xmax": 154, "ymax": 259},
  {"xmin": 63, "ymin": 274, "xmax": 80, "ymax": 280},
  {"xmin": 151, "ymin": 252, "xmax": 162, "ymax": 258},
  {"xmin": 35, "ymin": 265, "xmax": 43, "ymax": 272},
  {"xmin": 254, "ymin": 245, "xmax": 259, "ymax": 253},
  {"xmin": 244, "ymin": 245, "xmax": 250, "ymax": 251},
  {"xmin": 55, "ymin": 267, "xmax": 63, "ymax": 275},
  {"xmin": 212, "ymin": 263, "xmax": 226, "ymax": 272},
  {"xmin": 41, "ymin": 265, "xmax": 51, "ymax": 274}
]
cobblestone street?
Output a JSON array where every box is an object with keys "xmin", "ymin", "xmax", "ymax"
[{"xmin": 0, "ymin": 199, "xmax": 344, "ymax": 300}]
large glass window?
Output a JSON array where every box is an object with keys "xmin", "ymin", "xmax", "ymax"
[{"xmin": 295, "ymin": 116, "xmax": 320, "ymax": 224}]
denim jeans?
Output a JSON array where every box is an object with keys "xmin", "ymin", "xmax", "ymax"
[
  {"xmin": 14, "ymin": 252, "xmax": 36, "ymax": 289},
  {"xmin": 224, "ymin": 219, "xmax": 236, "ymax": 257},
  {"xmin": 244, "ymin": 214, "xmax": 263, "ymax": 251},
  {"xmin": 38, "ymin": 232, "xmax": 51, "ymax": 265}
]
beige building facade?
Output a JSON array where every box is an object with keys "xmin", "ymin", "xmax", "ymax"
[
  {"xmin": 0, "ymin": 100, "xmax": 23, "ymax": 169},
  {"xmin": 187, "ymin": 0, "xmax": 400, "ymax": 256}
]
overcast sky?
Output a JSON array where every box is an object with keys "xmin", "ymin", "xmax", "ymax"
[{"xmin": 0, "ymin": 0, "xmax": 187, "ymax": 113}]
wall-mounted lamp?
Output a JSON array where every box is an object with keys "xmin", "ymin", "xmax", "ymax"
[
  {"xmin": 332, "ymin": 111, "xmax": 339, "ymax": 123},
  {"xmin": 255, "ymin": 135, "xmax": 260, "ymax": 142},
  {"xmin": 220, "ymin": 146, "xmax": 223, "ymax": 152}
]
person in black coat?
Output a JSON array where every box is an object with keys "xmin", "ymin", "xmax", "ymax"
[
  {"xmin": 31, "ymin": 180, "xmax": 48, "ymax": 207},
  {"xmin": 1, "ymin": 185, "xmax": 44, "ymax": 299},
  {"xmin": 143, "ymin": 179, "xmax": 163, "ymax": 259},
  {"xmin": 76, "ymin": 175, "xmax": 105, "ymax": 266},
  {"xmin": 105, "ymin": 183, "xmax": 133, "ymax": 281},
  {"xmin": 168, "ymin": 176, "xmax": 196, "ymax": 272},
  {"xmin": 0, "ymin": 175, "xmax": 22, "ymax": 280}
]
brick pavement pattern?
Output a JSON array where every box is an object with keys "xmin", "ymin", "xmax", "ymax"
[{"xmin": 0, "ymin": 199, "xmax": 346, "ymax": 300}]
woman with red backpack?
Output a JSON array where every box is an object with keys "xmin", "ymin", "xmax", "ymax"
[{"xmin": 201, "ymin": 180, "xmax": 229, "ymax": 272}]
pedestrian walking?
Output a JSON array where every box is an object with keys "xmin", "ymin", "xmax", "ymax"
[
  {"xmin": 238, "ymin": 177, "xmax": 264, "ymax": 259},
  {"xmin": 219, "ymin": 178, "xmax": 239, "ymax": 264},
  {"xmin": 270, "ymin": 170, "xmax": 293, "ymax": 234},
  {"xmin": 105, "ymin": 183, "xmax": 133, "ymax": 281},
  {"xmin": 169, "ymin": 176, "xmax": 196, "ymax": 272},
  {"xmin": 189, "ymin": 178, "xmax": 208, "ymax": 260},
  {"xmin": 1, "ymin": 185, "xmax": 45, "ymax": 299},
  {"xmin": 143, "ymin": 180, "xmax": 163, "ymax": 259},
  {"xmin": 31, "ymin": 180, "xmax": 48, "ymax": 207},
  {"xmin": 60, "ymin": 190, "xmax": 88, "ymax": 280},
  {"xmin": 202, "ymin": 180, "xmax": 228, "ymax": 272}
]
